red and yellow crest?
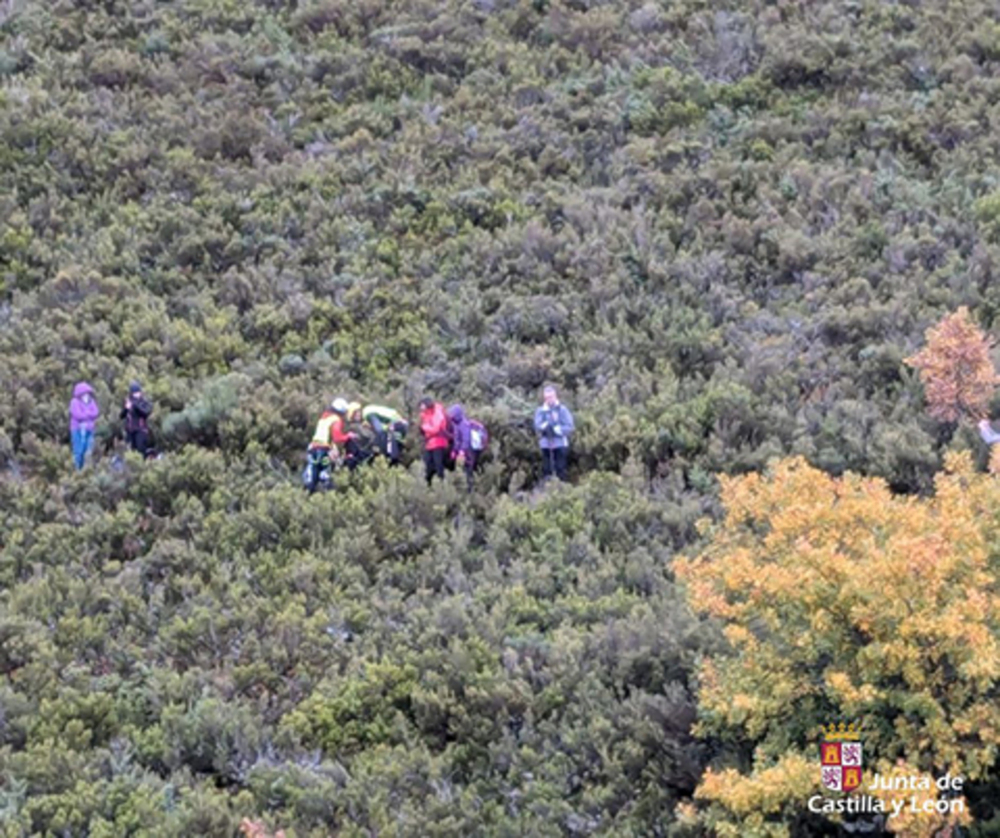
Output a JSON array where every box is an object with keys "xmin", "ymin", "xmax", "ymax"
[{"xmin": 820, "ymin": 722, "xmax": 863, "ymax": 792}]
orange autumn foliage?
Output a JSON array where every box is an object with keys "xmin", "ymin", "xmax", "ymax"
[
  {"xmin": 240, "ymin": 819, "xmax": 286, "ymax": 838},
  {"xmin": 675, "ymin": 454, "xmax": 1000, "ymax": 835},
  {"xmin": 905, "ymin": 307, "xmax": 1000, "ymax": 422}
]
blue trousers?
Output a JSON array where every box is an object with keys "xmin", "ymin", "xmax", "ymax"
[{"xmin": 71, "ymin": 428, "xmax": 93, "ymax": 470}]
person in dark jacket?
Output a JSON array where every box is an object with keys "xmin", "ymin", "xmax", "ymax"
[
  {"xmin": 533, "ymin": 385, "xmax": 574, "ymax": 482},
  {"xmin": 120, "ymin": 381, "xmax": 153, "ymax": 457},
  {"xmin": 69, "ymin": 381, "xmax": 100, "ymax": 470},
  {"xmin": 348, "ymin": 402, "xmax": 408, "ymax": 465},
  {"xmin": 419, "ymin": 397, "xmax": 450, "ymax": 486}
]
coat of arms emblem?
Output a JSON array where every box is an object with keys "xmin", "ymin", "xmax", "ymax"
[{"xmin": 821, "ymin": 722, "xmax": 863, "ymax": 792}]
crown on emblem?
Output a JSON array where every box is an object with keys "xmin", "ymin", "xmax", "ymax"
[{"xmin": 823, "ymin": 722, "xmax": 861, "ymax": 741}]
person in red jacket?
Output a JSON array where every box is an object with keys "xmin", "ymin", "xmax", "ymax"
[{"xmin": 419, "ymin": 397, "xmax": 451, "ymax": 486}]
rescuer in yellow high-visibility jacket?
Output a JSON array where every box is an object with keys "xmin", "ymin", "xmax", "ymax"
[{"xmin": 309, "ymin": 398, "xmax": 359, "ymax": 462}]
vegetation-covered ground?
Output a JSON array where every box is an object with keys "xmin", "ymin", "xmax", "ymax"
[{"xmin": 3, "ymin": 0, "xmax": 1000, "ymax": 834}]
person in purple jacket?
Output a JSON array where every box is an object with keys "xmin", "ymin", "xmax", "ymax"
[
  {"xmin": 69, "ymin": 381, "xmax": 100, "ymax": 470},
  {"xmin": 447, "ymin": 404, "xmax": 476, "ymax": 491}
]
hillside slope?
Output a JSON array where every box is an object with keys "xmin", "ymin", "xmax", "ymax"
[{"xmin": 3, "ymin": 0, "xmax": 1000, "ymax": 834}]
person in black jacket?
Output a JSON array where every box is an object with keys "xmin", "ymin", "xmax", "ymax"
[{"xmin": 120, "ymin": 381, "xmax": 153, "ymax": 457}]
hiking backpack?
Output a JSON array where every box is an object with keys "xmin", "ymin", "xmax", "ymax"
[{"xmin": 469, "ymin": 420, "xmax": 488, "ymax": 452}]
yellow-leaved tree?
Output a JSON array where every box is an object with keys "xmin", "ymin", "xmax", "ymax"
[
  {"xmin": 674, "ymin": 454, "xmax": 1000, "ymax": 836},
  {"xmin": 240, "ymin": 820, "xmax": 286, "ymax": 838},
  {"xmin": 905, "ymin": 306, "xmax": 1000, "ymax": 423}
]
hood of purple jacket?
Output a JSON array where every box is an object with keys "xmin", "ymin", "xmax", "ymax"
[
  {"xmin": 447, "ymin": 404, "xmax": 472, "ymax": 452},
  {"xmin": 70, "ymin": 382, "xmax": 100, "ymax": 429}
]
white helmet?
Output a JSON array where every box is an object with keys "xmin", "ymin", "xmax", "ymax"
[{"xmin": 330, "ymin": 398, "xmax": 349, "ymax": 414}]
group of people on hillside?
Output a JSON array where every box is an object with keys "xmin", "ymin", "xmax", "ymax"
[
  {"xmin": 306, "ymin": 384, "xmax": 575, "ymax": 489},
  {"xmin": 308, "ymin": 399, "xmax": 408, "ymax": 466},
  {"xmin": 67, "ymin": 381, "xmax": 154, "ymax": 469},
  {"xmin": 306, "ymin": 396, "xmax": 494, "ymax": 489},
  {"xmin": 65, "ymin": 379, "xmax": 576, "ymax": 487}
]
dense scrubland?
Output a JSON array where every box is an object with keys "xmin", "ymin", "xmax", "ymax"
[{"xmin": 3, "ymin": 0, "xmax": 1000, "ymax": 834}]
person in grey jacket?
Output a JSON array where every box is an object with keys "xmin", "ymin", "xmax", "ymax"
[{"xmin": 534, "ymin": 385, "xmax": 574, "ymax": 482}]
